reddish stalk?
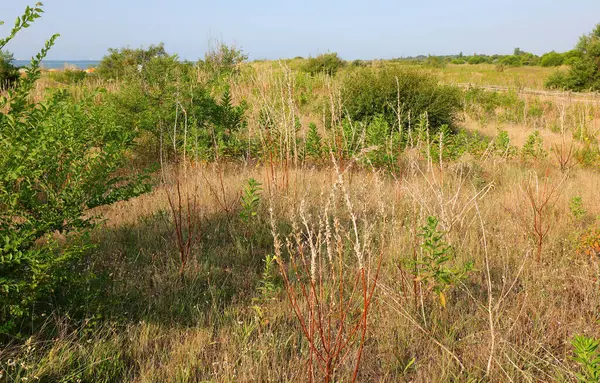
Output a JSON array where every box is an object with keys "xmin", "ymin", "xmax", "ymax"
[
  {"xmin": 271, "ymin": 202, "xmax": 383, "ymax": 382},
  {"xmin": 166, "ymin": 179, "xmax": 199, "ymax": 280}
]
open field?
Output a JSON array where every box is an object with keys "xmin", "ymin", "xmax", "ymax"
[
  {"xmin": 425, "ymin": 64, "xmax": 561, "ymax": 90},
  {"xmin": 4, "ymin": 160, "xmax": 600, "ymax": 382},
  {"xmin": 3, "ymin": 10, "xmax": 600, "ymax": 380}
]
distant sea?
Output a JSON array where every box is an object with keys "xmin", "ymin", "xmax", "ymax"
[{"xmin": 12, "ymin": 60, "xmax": 101, "ymax": 70}]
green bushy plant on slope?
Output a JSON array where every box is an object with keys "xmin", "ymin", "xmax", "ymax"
[{"xmin": 0, "ymin": 3, "xmax": 149, "ymax": 337}]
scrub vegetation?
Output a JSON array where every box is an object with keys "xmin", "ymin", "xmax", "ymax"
[{"xmin": 2, "ymin": 4, "xmax": 600, "ymax": 382}]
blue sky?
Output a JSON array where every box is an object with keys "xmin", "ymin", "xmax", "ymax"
[{"xmin": 1, "ymin": 0, "xmax": 599, "ymax": 60}]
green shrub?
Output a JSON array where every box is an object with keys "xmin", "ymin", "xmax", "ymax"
[
  {"xmin": 351, "ymin": 59, "xmax": 367, "ymax": 67},
  {"xmin": 540, "ymin": 51, "xmax": 564, "ymax": 67},
  {"xmin": 519, "ymin": 53, "xmax": 540, "ymax": 66},
  {"xmin": 341, "ymin": 67, "xmax": 462, "ymax": 132},
  {"xmin": 546, "ymin": 24, "xmax": 600, "ymax": 91},
  {"xmin": 105, "ymin": 49, "xmax": 247, "ymax": 161},
  {"xmin": 494, "ymin": 130, "xmax": 517, "ymax": 157},
  {"xmin": 0, "ymin": 5, "xmax": 150, "ymax": 337},
  {"xmin": 499, "ymin": 55, "xmax": 522, "ymax": 67},
  {"xmin": 569, "ymin": 196, "xmax": 586, "ymax": 221},
  {"xmin": 410, "ymin": 216, "xmax": 474, "ymax": 308},
  {"xmin": 305, "ymin": 122, "xmax": 323, "ymax": 160},
  {"xmin": 202, "ymin": 42, "xmax": 248, "ymax": 77},
  {"xmin": 468, "ymin": 56, "xmax": 487, "ymax": 65},
  {"xmin": 575, "ymin": 143, "xmax": 600, "ymax": 168},
  {"xmin": 96, "ymin": 43, "xmax": 168, "ymax": 80},
  {"xmin": 301, "ymin": 52, "xmax": 345, "ymax": 76},
  {"xmin": 240, "ymin": 178, "xmax": 262, "ymax": 224},
  {"xmin": 465, "ymin": 87, "xmax": 525, "ymax": 124},
  {"xmin": 562, "ymin": 49, "xmax": 583, "ymax": 67},
  {"xmin": 0, "ymin": 50, "xmax": 19, "ymax": 89},
  {"xmin": 564, "ymin": 56, "xmax": 581, "ymax": 66},
  {"xmin": 521, "ymin": 130, "xmax": 547, "ymax": 160}
]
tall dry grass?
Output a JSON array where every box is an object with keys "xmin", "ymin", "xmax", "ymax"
[
  {"xmin": 2, "ymin": 148, "xmax": 599, "ymax": 381},
  {"xmin": 2, "ymin": 63, "xmax": 600, "ymax": 382}
]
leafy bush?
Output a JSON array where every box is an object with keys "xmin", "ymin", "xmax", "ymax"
[
  {"xmin": 562, "ymin": 49, "xmax": 583, "ymax": 66},
  {"xmin": 465, "ymin": 87, "xmax": 525, "ymax": 124},
  {"xmin": 0, "ymin": 50, "xmax": 19, "ymax": 89},
  {"xmin": 494, "ymin": 130, "xmax": 517, "ymax": 157},
  {"xmin": 0, "ymin": 5, "xmax": 150, "ymax": 337},
  {"xmin": 202, "ymin": 42, "xmax": 248, "ymax": 77},
  {"xmin": 305, "ymin": 122, "xmax": 323, "ymax": 160},
  {"xmin": 341, "ymin": 67, "xmax": 462, "ymax": 132},
  {"xmin": 301, "ymin": 52, "xmax": 345, "ymax": 76},
  {"xmin": 519, "ymin": 53, "xmax": 540, "ymax": 66},
  {"xmin": 411, "ymin": 216, "xmax": 474, "ymax": 308},
  {"xmin": 546, "ymin": 24, "xmax": 600, "ymax": 91},
  {"xmin": 96, "ymin": 43, "xmax": 168, "ymax": 80},
  {"xmin": 239, "ymin": 178, "xmax": 262, "ymax": 224},
  {"xmin": 108, "ymin": 53, "xmax": 247, "ymax": 162},
  {"xmin": 540, "ymin": 51, "xmax": 564, "ymax": 67},
  {"xmin": 521, "ymin": 130, "xmax": 547, "ymax": 160},
  {"xmin": 575, "ymin": 143, "xmax": 600, "ymax": 168},
  {"xmin": 468, "ymin": 56, "xmax": 488, "ymax": 65},
  {"xmin": 499, "ymin": 55, "xmax": 522, "ymax": 67}
]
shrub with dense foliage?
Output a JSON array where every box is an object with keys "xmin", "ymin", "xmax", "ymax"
[
  {"xmin": 96, "ymin": 43, "xmax": 169, "ymax": 80},
  {"xmin": 106, "ymin": 45, "xmax": 248, "ymax": 162},
  {"xmin": 546, "ymin": 24, "xmax": 600, "ymax": 91},
  {"xmin": 201, "ymin": 42, "xmax": 248, "ymax": 77},
  {"xmin": 341, "ymin": 67, "xmax": 462, "ymax": 131},
  {"xmin": 499, "ymin": 55, "xmax": 522, "ymax": 67},
  {"xmin": 301, "ymin": 52, "xmax": 345, "ymax": 76},
  {"xmin": 0, "ymin": 4, "xmax": 149, "ymax": 337},
  {"xmin": 0, "ymin": 50, "xmax": 19, "ymax": 89},
  {"xmin": 468, "ymin": 55, "xmax": 489, "ymax": 65},
  {"xmin": 540, "ymin": 51, "xmax": 564, "ymax": 67}
]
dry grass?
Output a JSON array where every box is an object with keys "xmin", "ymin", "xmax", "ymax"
[
  {"xmin": 427, "ymin": 63, "xmax": 559, "ymax": 90},
  {"xmin": 2, "ymin": 63, "xmax": 600, "ymax": 382},
  {"xmin": 3, "ymin": 153, "xmax": 600, "ymax": 381}
]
